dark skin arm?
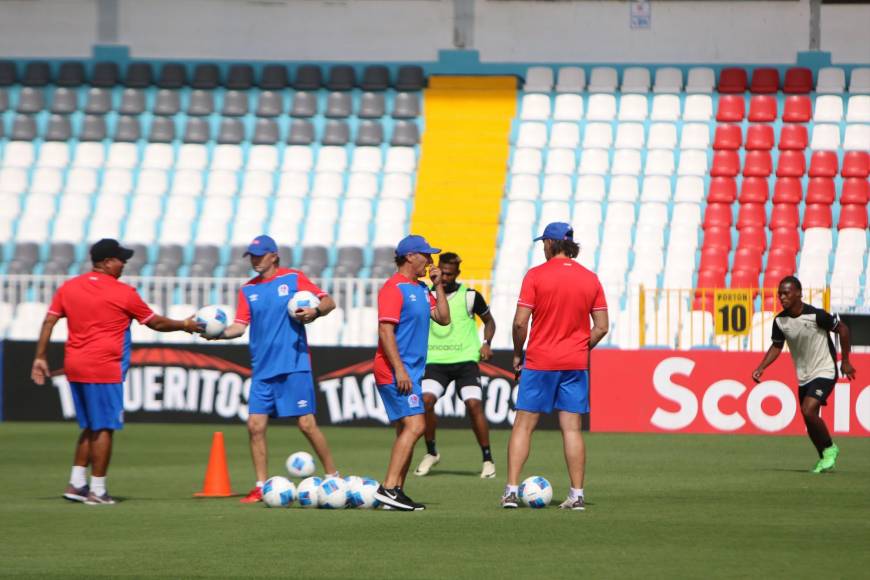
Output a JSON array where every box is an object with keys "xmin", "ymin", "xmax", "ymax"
[
  {"xmin": 837, "ymin": 321, "xmax": 856, "ymax": 379},
  {"xmin": 752, "ymin": 344, "xmax": 783, "ymax": 382},
  {"xmin": 379, "ymin": 321, "xmax": 412, "ymax": 393},
  {"xmin": 479, "ymin": 310, "xmax": 496, "ymax": 361},
  {"xmin": 589, "ymin": 309, "xmax": 609, "ymax": 349},
  {"xmin": 511, "ymin": 306, "xmax": 533, "ymax": 374}
]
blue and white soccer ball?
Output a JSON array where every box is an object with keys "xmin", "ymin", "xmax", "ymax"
[
  {"xmin": 195, "ymin": 305, "xmax": 228, "ymax": 339},
  {"xmin": 347, "ymin": 477, "xmax": 381, "ymax": 509},
  {"xmin": 297, "ymin": 476, "xmax": 323, "ymax": 508},
  {"xmin": 519, "ymin": 476, "xmax": 553, "ymax": 509},
  {"xmin": 286, "ymin": 451, "xmax": 316, "ymax": 478},
  {"xmin": 318, "ymin": 477, "xmax": 348, "ymax": 509},
  {"xmin": 262, "ymin": 476, "xmax": 296, "ymax": 508},
  {"xmin": 288, "ymin": 291, "xmax": 320, "ymax": 321}
]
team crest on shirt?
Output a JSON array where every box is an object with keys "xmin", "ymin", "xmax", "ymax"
[
  {"xmin": 250, "ymin": 294, "xmax": 259, "ymax": 302},
  {"xmin": 278, "ymin": 284, "xmax": 289, "ymax": 297},
  {"xmin": 409, "ymin": 294, "xmax": 417, "ymax": 302},
  {"xmin": 297, "ymin": 400, "xmax": 308, "ymax": 408},
  {"xmin": 408, "ymin": 394, "xmax": 420, "ymax": 407}
]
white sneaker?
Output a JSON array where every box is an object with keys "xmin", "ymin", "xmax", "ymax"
[
  {"xmin": 558, "ymin": 496, "xmax": 585, "ymax": 511},
  {"xmin": 480, "ymin": 461, "xmax": 496, "ymax": 479},
  {"xmin": 414, "ymin": 453, "xmax": 440, "ymax": 476}
]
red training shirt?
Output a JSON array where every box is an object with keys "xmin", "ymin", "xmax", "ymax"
[
  {"xmin": 48, "ymin": 271, "xmax": 155, "ymax": 383},
  {"xmin": 517, "ymin": 257, "xmax": 607, "ymax": 371}
]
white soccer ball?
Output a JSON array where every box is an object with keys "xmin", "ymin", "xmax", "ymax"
[
  {"xmin": 519, "ymin": 475, "xmax": 553, "ymax": 509},
  {"xmin": 347, "ymin": 477, "xmax": 381, "ymax": 509},
  {"xmin": 286, "ymin": 451, "xmax": 316, "ymax": 478},
  {"xmin": 297, "ymin": 476, "xmax": 323, "ymax": 508},
  {"xmin": 288, "ymin": 290, "xmax": 320, "ymax": 321},
  {"xmin": 262, "ymin": 476, "xmax": 296, "ymax": 508},
  {"xmin": 318, "ymin": 477, "xmax": 348, "ymax": 509},
  {"xmin": 195, "ymin": 305, "xmax": 228, "ymax": 339}
]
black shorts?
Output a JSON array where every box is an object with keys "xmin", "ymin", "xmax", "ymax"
[
  {"xmin": 423, "ymin": 362, "xmax": 481, "ymax": 389},
  {"xmin": 799, "ymin": 377, "xmax": 836, "ymax": 406}
]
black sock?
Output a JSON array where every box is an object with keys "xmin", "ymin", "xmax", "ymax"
[
  {"xmin": 426, "ymin": 440, "xmax": 437, "ymax": 456},
  {"xmin": 821, "ymin": 438, "xmax": 833, "ymax": 452},
  {"xmin": 482, "ymin": 446, "xmax": 493, "ymax": 462}
]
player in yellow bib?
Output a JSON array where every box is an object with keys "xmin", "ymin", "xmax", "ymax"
[{"xmin": 415, "ymin": 253, "xmax": 497, "ymax": 478}]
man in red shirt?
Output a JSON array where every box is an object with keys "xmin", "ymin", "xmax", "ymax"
[
  {"xmin": 501, "ymin": 223, "xmax": 609, "ymax": 511},
  {"xmin": 31, "ymin": 239, "xmax": 202, "ymax": 505}
]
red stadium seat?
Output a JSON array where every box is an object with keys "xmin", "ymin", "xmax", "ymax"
[
  {"xmin": 841, "ymin": 151, "xmax": 869, "ymax": 178},
  {"xmin": 763, "ymin": 269, "xmax": 794, "ymax": 298},
  {"xmin": 767, "ymin": 247, "xmax": 796, "ymax": 273},
  {"xmin": 748, "ymin": 96, "xmax": 777, "ymax": 122},
  {"xmin": 737, "ymin": 226, "xmax": 767, "ymax": 251},
  {"xmin": 770, "ymin": 203, "xmax": 799, "ymax": 229},
  {"xmin": 703, "ymin": 226, "xmax": 732, "ymax": 251},
  {"xmin": 703, "ymin": 203, "xmax": 733, "ymax": 229},
  {"xmin": 700, "ymin": 247, "xmax": 729, "ymax": 273},
  {"xmin": 750, "ymin": 68, "xmax": 780, "ymax": 94},
  {"xmin": 802, "ymin": 204, "xmax": 833, "ymax": 229},
  {"xmin": 808, "ymin": 151, "xmax": 838, "ymax": 178},
  {"xmin": 782, "ymin": 96, "xmax": 811, "ymax": 122},
  {"xmin": 776, "ymin": 150, "xmax": 806, "ymax": 177},
  {"xmin": 716, "ymin": 95, "xmax": 745, "ymax": 122},
  {"xmin": 838, "ymin": 204, "xmax": 869, "ymax": 230},
  {"xmin": 783, "ymin": 67, "xmax": 813, "ymax": 94},
  {"xmin": 713, "ymin": 124, "xmax": 742, "ymax": 150},
  {"xmin": 730, "ymin": 269, "xmax": 760, "ymax": 292},
  {"xmin": 718, "ymin": 67, "xmax": 748, "ymax": 93},
  {"xmin": 743, "ymin": 150, "xmax": 772, "ymax": 177},
  {"xmin": 745, "ymin": 124, "xmax": 774, "ymax": 150},
  {"xmin": 770, "ymin": 227, "xmax": 800, "ymax": 253},
  {"xmin": 711, "ymin": 150, "xmax": 741, "ymax": 177},
  {"xmin": 778, "ymin": 124, "xmax": 808, "ymax": 150},
  {"xmin": 733, "ymin": 247, "xmax": 763, "ymax": 273},
  {"xmin": 738, "ymin": 177, "xmax": 769, "ymax": 203},
  {"xmin": 840, "ymin": 178, "xmax": 869, "ymax": 204},
  {"xmin": 737, "ymin": 203, "xmax": 766, "ymax": 229},
  {"xmin": 762, "ymin": 295, "xmax": 778, "ymax": 312},
  {"xmin": 805, "ymin": 178, "xmax": 835, "ymax": 205},
  {"xmin": 695, "ymin": 269, "xmax": 726, "ymax": 311},
  {"xmin": 708, "ymin": 177, "xmax": 737, "ymax": 202},
  {"xmin": 772, "ymin": 178, "xmax": 803, "ymax": 204}
]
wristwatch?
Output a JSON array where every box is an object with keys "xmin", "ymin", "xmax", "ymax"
[{"xmin": 314, "ymin": 306, "xmax": 323, "ymax": 318}]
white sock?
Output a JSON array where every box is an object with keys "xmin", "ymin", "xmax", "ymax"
[
  {"xmin": 570, "ymin": 487, "xmax": 584, "ymax": 500},
  {"xmin": 70, "ymin": 466, "xmax": 87, "ymax": 488},
  {"xmin": 255, "ymin": 480, "xmax": 264, "ymax": 489},
  {"xmin": 506, "ymin": 485, "xmax": 519, "ymax": 495},
  {"xmin": 90, "ymin": 476, "xmax": 106, "ymax": 496}
]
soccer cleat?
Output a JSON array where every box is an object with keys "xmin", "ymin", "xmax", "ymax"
[
  {"xmin": 558, "ymin": 496, "xmax": 586, "ymax": 511},
  {"xmin": 63, "ymin": 484, "xmax": 90, "ymax": 503},
  {"xmin": 84, "ymin": 491, "xmax": 116, "ymax": 505},
  {"xmin": 811, "ymin": 459, "xmax": 825, "ymax": 474},
  {"xmin": 501, "ymin": 492, "xmax": 519, "ymax": 509},
  {"xmin": 818, "ymin": 444, "xmax": 840, "ymax": 472},
  {"xmin": 373, "ymin": 485, "xmax": 416, "ymax": 511},
  {"xmin": 240, "ymin": 486, "xmax": 263, "ymax": 503},
  {"xmin": 414, "ymin": 453, "xmax": 440, "ymax": 476},
  {"xmin": 480, "ymin": 461, "xmax": 496, "ymax": 479}
]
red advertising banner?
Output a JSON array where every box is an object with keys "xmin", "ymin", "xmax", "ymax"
[{"xmin": 591, "ymin": 350, "xmax": 870, "ymax": 436}]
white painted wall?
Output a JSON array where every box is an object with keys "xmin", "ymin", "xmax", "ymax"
[{"xmin": 821, "ymin": 4, "xmax": 870, "ymax": 64}]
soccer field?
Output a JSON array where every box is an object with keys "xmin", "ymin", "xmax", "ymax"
[{"xmin": 0, "ymin": 423, "xmax": 868, "ymax": 579}]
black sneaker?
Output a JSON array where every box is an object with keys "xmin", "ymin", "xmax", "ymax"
[
  {"xmin": 374, "ymin": 485, "xmax": 416, "ymax": 511},
  {"xmin": 501, "ymin": 492, "xmax": 519, "ymax": 509},
  {"xmin": 395, "ymin": 488, "xmax": 425, "ymax": 511}
]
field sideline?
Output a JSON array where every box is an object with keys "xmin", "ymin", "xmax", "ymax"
[{"xmin": 0, "ymin": 423, "xmax": 868, "ymax": 579}]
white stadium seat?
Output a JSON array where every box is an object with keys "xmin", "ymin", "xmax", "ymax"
[
  {"xmin": 583, "ymin": 123, "xmax": 613, "ymax": 149},
  {"xmin": 516, "ymin": 122, "xmax": 548, "ymax": 149},
  {"xmin": 575, "ymin": 175, "xmax": 605, "ymax": 202},
  {"xmin": 552, "ymin": 94, "xmax": 583, "ymax": 121},
  {"xmin": 176, "ymin": 144, "xmax": 209, "ymax": 171},
  {"xmin": 577, "ymin": 149, "xmax": 609, "ymax": 175},
  {"xmin": 843, "ymin": 125, "xmax": 870, "ymax": 151},
  {"xmin": 105, "ymin": 143, "xmax": 139, "ymax": 169},
  {"xmin": 72, "ymin": 142, "xmax": 105, "ymax": 168},
  {"xmin": 276, "ymin": 171, "xmax": 309, "ymax": 198},
  {"xmin": 615, "ymin": 123, "xmax": 645, "ymax": 150},
  {"xmin": 36, "ymin": 142, "xmax": 70, "ymax": 168},
  {"xmin": 510, "ymin": 148, "xmax": 542, "ymax": 174},
  {"xmin": 384, "ymin": 147, "xmax": 416, "ymax": 173},
  {"xmin": 524, "ymin": 66, "xmax": 554, "ymax": 93},
  {"xmin": 541, "ymin": 174, "xmax": 572, "ymax": 201},
  {"xmin": 556, "ymin": 67, "xmax": 585, "ymax": 93},
  {"xmin": 816, "ymin": 67, "xmax": 845, "ymax": 94},
  {"xmin": 621, "ymin": 67, "xmax": 651, "ymax": 93},
  {"xmin": 548, "ymin": 122, "xmax": 580, "ymax": 149},
  {"xmin": 346, "ymin": 172, "xmax": 379, "ymax": 199},
  {"xmin": 508, "ymin": 174, "xmax": 540, "ymax": 200},
  {"xmin": 351, "ymin": 147, "xmax": 383, "ymax": 173},
  {"xmin": 810, "ymin": 124, "xmax": 841, "ymax": 151},
  {"xmin": 611, "ymin": 149, "xmax": 642, "ymax": 176},
  {"xmin": 380, "ymin": 173, "xmax": 413, "ymax": 199},
  {"xmin": 677, "ymin": 150, "xmax": 708, "ymax": 176},
  {"xmin": 609, "ymin": 176, "xmax": 639, "ymax": 202},
  {"xmin": 653, "ymin": 67, "xmax": 683, "ymax": 93},
  {"xmin": 683, "ymin": 95, "xmax": 713, "ymax": 121},
  {"xmin": 680, "ymin": 124, "xmax": 711, "ymax": 150},
  {"xmin": 588, "ymin": 67, "xmax": 618, "ymax": 93},
  {"xmin": 141, "ymin": 143, "xmax": 175, "ymax": 170},
  {"xmin": 618, "ymin": 94, "xmax": 648, "ymax": 121},
  {"xmin": 647, "ymin": 123, "xmax": 678, "ymax": 150},
  {"xmin": 247, "ymin": 145, "xmax": 280, "ymax": 172},
  {"xmin": 846, "ymin": 95, "xmax": 870, "ymax": 122},
  {"xmin": 813, "ymin": 95, "xmax": 844, "ymax": 122},
  {"xmin": 543, "ymin": 149, "xmax": 576, "ymax": 175},
  {"xmin": 211, "ymin": 144, "xmax": 244, "ymax": 171},
  {"xmin": 29, "ymin": 168, "xmax": 63, "ymax": 195},
  {"xmin": 586, "ymin": 94, "xmax": 616, "ymax": 121},
  {"xmin": 282, "ymin": 146, "xmax": 314, "ymax": 172},
  {"xmin": 686, "ymin": 67, "xmax": 715, "ymax": 93},
  {"xmin": 316, "ymin": 146, "xmax": 348, "ymax": 173},
  {"xmin": 520, "ymin": 94, "xmax": 551, "ymax": 121},
  {"xmin": 650, "ymin": 94, "xmax": 681, "ymax": 121},
  {"xmin": 310, "ymin": 172, "xmax": 344, "ymax": 198}
]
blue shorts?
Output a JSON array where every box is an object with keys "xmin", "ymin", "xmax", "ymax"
[
  {"xmin": 377, "ymin": 382, "xmax": 425, "ymax": 422},
  {"xmin": 516, "ymin": 369, "xmax": 590, "ymax": 414},
  {"xmin": 70, "ymin": 382, "xmax": 124, "ymax": 431},
  {"xmin": 249, "ymin": 372, "xmax": 316, "ymax": 418}
]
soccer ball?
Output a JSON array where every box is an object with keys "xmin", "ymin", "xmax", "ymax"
[
  {"xmin": 347, "ymin": 477, "xmax": 381, "ymax": 509},
  {"xmin": 286, "ymin": 451, "xmax": 316, "ymax": 478},
  {"xmin": 519, "ymin": 476, "xmax": 553, "ymax": 508},
  {"xmin": 288, "ymin": 290, "xmax": 320, "ymax": 321},
  {"xmin": 262, "ymin": 476, "xmax": 295, "ymax": 508},
  {"xmin": 195, "ymin": 305, "xmax": 228, "ymax": 339},
  {"xmin": 318, "ymin": 477, "xmax": 348, "ymax": 509},
  {"xmin": 297, "ymin": 476, "xmax": 323, "ymax": 508}
]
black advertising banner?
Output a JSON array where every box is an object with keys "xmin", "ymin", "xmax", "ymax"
[{"xmin": 1, "ymin": 341, "xmax": 579, "ymax": 429}]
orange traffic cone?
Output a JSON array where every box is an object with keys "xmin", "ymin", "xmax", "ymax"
[{"xmin": 194, "ymin": 432, "xmax": 233, "ymax": 497}]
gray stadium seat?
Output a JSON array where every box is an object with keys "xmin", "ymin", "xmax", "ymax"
[
  {"xmin": 187, "ymin": 89, "xmax": 214, "ymax": 116},
  {"xmin": 299, "ymin": 246, "xmax": 328, "ymax": 277},
  {"xmin": 325, "ymin": 92, "xmax": 352, "ymax": 118},
  {"xmin": 287, "ymin": 119, "xmax": 315, "ymax": 145},
  {"xmin": 22, "ymin": 61, "xmax": 51, "ymax": 87},
  {"xmin": 11, "ymin": 115, "xmax": 37, "ymax": 141},
  {"xmin": 290, "ymin": 92, "xmax": 317, "ymax": 118},
  {"xmin": 153, "ymin": 89, "xmax": 181, "ymax": 116},
  {"xmin": 153, "ymin": 263, "xmax": 179, "ymax": 277},
  {"xmin": 221, "ymin": 90, "xmax": 249, "ymax": 116},
  {"xmin": 45, "ymin": 115, "xmax": 72, "ymax": 141},
  {"xmin": 361, "ymin": 66, "xmax": 390, "ymax": 91},
  {"xmin": 334, "ymin": 247, "xmax": 364, "ymax": 277},
  {"xmin": 8, "ymin": 243, "xmax": 40, "ymax": 273},
  {"xmin": 91, "ymin": 62, "xmax": 119, "ymax": 88},
  {"xmin": 0, "ymin": 88, "xmax": 7, "ymax": 112},
  {"xmin": 217, "ymin": 118, "xmax": 244, "ymax": 144},
  {"xmin": 190, "ymin": 263, "xmax": 216, "ymax": 277},
  {"xmin": 226, "ymin": 64, "xmax": 254, "ymax": 90},
  {"xmin": 47, "ymin": 243, "xmax": 76, "ymax": 270},
  {"xmin": 277, "ymin": 247, "xmax": 293, "ymax": 267},
  {"xmin": 395, "ymin": 65, "xmax": 425, "ymax": 91},
  {"xmin": 252, "ymin": 119, "xmax": 279, "ymax": 145},
  {"xmin": 356, "ymin": 120, "xmax": 383, "ymax": 146},
  {"xmin": 371, "ymin": 264, "xmax": 394, "ymax": 280},
  {"xmin": 125, "ymin": 62, "xmax": 153, "ymax": 88},
  {"xmin": 126, "ymin": 243, "xmax": 149, "ymax": 264},
  {"xmin": 0, "ymin": 61, "xmax": 16, "ymax": 86},
  {"xmin": 42, "ymin": 261, "xmax": 72, "ymax": 276},
  {"xmin": 57, "ymin": 62, "xmax": 85, "ymax": 87},
  {"xmin": 115, "ymin": 115, "xmax": 142, "ymax": 142},
  {"xmin": 119, "ymin": 88, "xmax": 146, "ymax": 115},
  {"xmin": 226, "ymin": 261, "xmax": 251, "ymax": 279},
  {"xmin": 322, "ymin": 120, "xmax": 350, "ymax": 145},
  {"xmin": 390, "ymin": 120, "xmax": 420, "ymax": 146},
  {"xmin": 191, "ymin": 247, "xmax": 220, "ymax": 276},
  {"xmin": 50, "ymin": 87, "xmax": 78, "ymax": 114},
  {"xmin": 157, "ymin": 245, "xmax": 184, "ymax": 268},
  {"xmin": 84, "ymin": 88, "xmax": 112, "ymax": 115},
  {"xmin": 327, "ymin": 65, "xmax": 356, "ymax": 91},
  {"xmin": 183, "ymin": 117, "xmax": 211, "ymax": 144},
  {"xmin": 157, "ymin": 63, "xmax": 187, "ymax": 89},
  {"xmin": 255, "ymin": 91, "xmax": 283, "ymax": 117},
  {"xmin": 392, "ymin": 92, "xmax": 420, "ymax": 118},
  {"xmin": 16, "ymin": 87, "xmax": 44, "ymax": 114},
  {"xmin": 191, "ymin": 64, "xmax": 220, "ymax": 90},
  {"xmin": 358, "ymin": 92, "xmax": 385, "ymax": 118},
  {"xmin": 260, "ymin": 65, "xmax": 289, "ymax": 90},
  {"xmin": 294, "ymin": 66, "xmax": 322, "ymax": 91},
  {"xmin": 80, "ymin": 115, "xmax": 107, "ymax": 142},
  {"xmin": 149, "ymin": 116, "xmax": 176, "ymax": 143},
  {"xmin": 122, "ymin": 261, "xmax": 144, "ymax": 276}
]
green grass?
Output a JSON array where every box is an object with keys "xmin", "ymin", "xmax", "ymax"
[{"xmin": 0, "ymin": 423, "xmax": 868, "ymax": 579}]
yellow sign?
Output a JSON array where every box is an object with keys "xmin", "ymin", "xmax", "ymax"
[{"xmin": 714, "ymin": 289, "xmax": 752, "ymax": 336}]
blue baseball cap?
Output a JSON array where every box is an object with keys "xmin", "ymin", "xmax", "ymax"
[
  {"xmin": 534, "ymin": 222, "xmax": 574, "ymax": 242},
  {"xmin": 244, "ymin": 235, "xmax": 279, "ymax": 256},
  {"xmin": 395, "ymin": 235, "xmax": 441, "ymax": 257}
]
